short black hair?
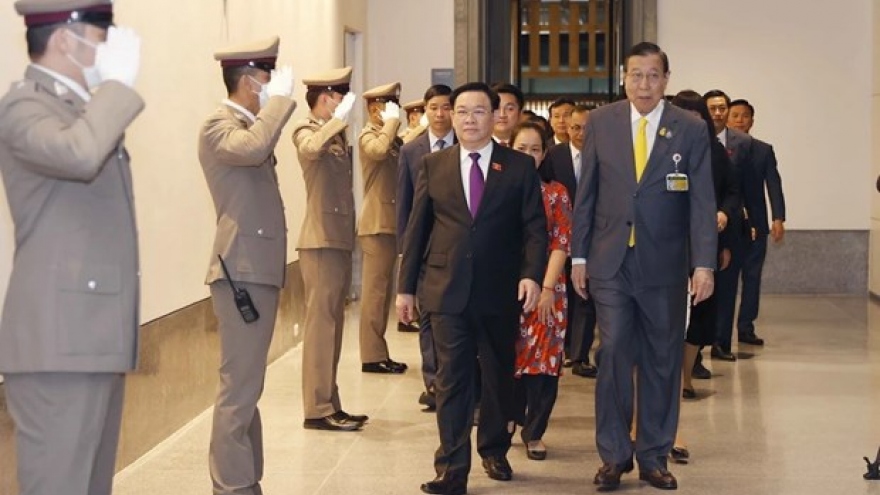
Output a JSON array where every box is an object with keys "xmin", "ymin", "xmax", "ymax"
[
  {"xmin": 729, "ymin": 98, "xmax": 755, "ymax": 117},
  {"xmin": 526, "ymin": 114, "xmax": 553, "ymax": 142},
  {"xmin": 222, "ymin": 66, "xmax": 263, "ymax": 96},
  {"xmin": 305, "ymin": 88, "xmax": 330, "ymax": 109},
  {"xmin": 549, "ymin": 98, "xmax": 576, "ymax": 114},
  {"xmin": 423, "ymin": 84, "xmax": 452, "ymax": 103},
  {"xmin": 625, "ymin": 41, "xmax": 670, "ymax": 74},
  {"xmin": 672, "ymin": 89, "xmax": 714, "ymax": 141},
  {"xmin": 26, "ymin": 22, "xmax": 86, "ymax": 58},
  {"xmin": 450, "ymin": 82, "xmax": 500, "ymax": 110},
  {"xmin": 571, "ymin": 104, "xmax": 591, "ymax": 114},
  {"xmin": 702, "ymin": 89, "xmax": 731, "ymax": 107},
  {"xmin": 491, "ymin": 82, "xmax": 525, "ymax": 109}
]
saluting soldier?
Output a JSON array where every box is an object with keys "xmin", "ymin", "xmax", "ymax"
[
  {"xmin": 0, "ymin": 1, "xmax": 143, "ymax": 494},
  {"xmin": 400, "ymin": 98, "xmax": 426, "ymax": 143},
  {"xmin": 292, "ymin": 67, "xmax": 368, "ymax": 432},
  {"xmin": 199, "ymin": 37, "xmax": 296, "ymax": 495},
  {"xmin": 358, "ymin": 82, "xmax": 408, "ymax": 375}
]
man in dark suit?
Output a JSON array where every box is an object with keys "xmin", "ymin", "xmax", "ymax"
[
  {"xmin": 704, "ymin": 90, "xmax": 765, "ymax": 359},
  {"xmin": 727, "ymin": 98, "xmax": 786, "ymax": 344},
  {"xmin": 571, "ymin": 42, "xmax": 717, "ymax": 491},
  {"xmin": 397, "ymin": 84, "xmax": 455, "ymax": 410},
  {"xmin": 397, "ymin": 82, "xmax": 547, "ymax": 495},
  {"xmin": 543, "ymin": 104, "xmax": 598, "ymax": 378}
]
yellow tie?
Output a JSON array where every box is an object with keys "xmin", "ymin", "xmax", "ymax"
[{"xmin": 629, "ymin": 117, "xmax": 649, "ymax": 246}]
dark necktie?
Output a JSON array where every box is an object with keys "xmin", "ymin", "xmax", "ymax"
[
  {"xmin": 469, "ymin": 152, "xmax": 484, "ymax": 218},
  {"xmin": 436, "ymin": 139, "xmax": 446, "ymax": 150}
]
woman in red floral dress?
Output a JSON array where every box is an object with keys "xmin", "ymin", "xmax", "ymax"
[{"xmin": 510, "ymin": 121, "xmax": 572, "ymax": 461}]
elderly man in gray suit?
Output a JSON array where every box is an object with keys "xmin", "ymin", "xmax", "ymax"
[
  {"xmin": 0, "ymin": 1, "xmax": 143, "ymax": 494},
  {"xmin": 571, "ymin": 42, "xmax": 717, "ymax": 491}
]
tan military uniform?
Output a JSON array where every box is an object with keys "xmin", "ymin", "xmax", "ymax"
[
  {"xmin": 292, "ymin": 101, "xmax": 355, "ymax": 418},
  {"xmin": 0, "ymin": 3, "xmax": 143, "ymax": 493},
  {"xmin": 357, "ymin": 83, "xmax": 403, "ymax": 364},
  {"xmin": 199, "ymin": 36, "xmax": 296, "ymax": 495}
]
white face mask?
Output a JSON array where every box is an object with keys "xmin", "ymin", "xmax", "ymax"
[
  {"xmin": 65, "ymin": 30, "xmax": 102, "ymax": 90},
  {"xmin": 248, "ymin": 76, "xmax": 269, "ymax": 109}
]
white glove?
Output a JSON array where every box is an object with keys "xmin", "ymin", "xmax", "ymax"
[
  {"xmin": 333, "ymin": 92, "xmax": 357, "ymax": 122},
  {"xmin": 95, "ymin": 26, "xmax": 141, "ymax": 88},
  {"xmin": 419, "ymin": 113, "xmax": 429, "ymax": 127},
  {"xmin": 267, "ymin": 65, "xmax": 294, "ymax": 98},
  {"xmin": 380, "ymin": 101, "xmax": 400, "ymax": 122}
]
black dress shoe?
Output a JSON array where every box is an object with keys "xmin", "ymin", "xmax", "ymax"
[
  {"xmin": 639, "ymin": 468, "xmax": 678, "ymax": 490},
  {"xmin": 593, "ymin": 460, "xmax": 634, "ymax": 491},
  {"xmin": 691, "ymin": 359, "xmax": 712, "ymax": 380},
  {"xmin": 303, "ymin": 415, "xmax": 362, "ymax": 431},
  {"xmin": 669, "ymin": 446, "xmax": 690, "ymax": 464},
  {"xmin": 739, "ymin": 333, "xmax": 765, "ymax": 346},
  {"xmin": 362, "ymin": 360, "xmax": 407, "ymax": 374},
  {"xmin": 572, "ymin": 361, "xmax": 598, "ymax": 378},
  {"xmin": 398, "ymin": 321, "xmax": 420, "ymax": 332},
  {"xmin": 682, "ymin": 387, "xmax": 696, "ymax": 399},
  {"xmin": 481, "ymin": 456, "xmax": 513, "ymax": 481},
  {"xmin": 420, "ymin": 474, "xmax": 467, "ymax": 495},
  {"xmin": 332, "ymin": 410, "xmax": 368, "ymax": 423},
  {"xmin": 418, "ymin": 390, "xmax": 437, "ymax": 410},
  {"xmin": 710, "ymin": 345, "xmax": 736, "ymax": 361}
]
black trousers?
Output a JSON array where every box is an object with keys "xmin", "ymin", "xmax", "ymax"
[
  {"xmin": 430, "ymin": 307, "xmax": 518, "ymax": 479},
  {"xmin": 565, "ymin": 261, "xmax": 597, "ymax": 363},
  {"xmin": 737, "ymin": 234, "xmax": 768, "ymax": 336},
  {"xmin": 514, "ymin": 374, "xmax": 559, "ymax": 443}
]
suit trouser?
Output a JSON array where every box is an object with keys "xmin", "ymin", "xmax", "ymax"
[
  {"xmin": 431, "ymin": 308, "xmax": 518, "ymax": 479},
  {"xmin": 590, "ymin": 249, "xmax": 686, "ymax": 472},
  {"xmin": 513, "ymin": 374, "xmax": 559, "ymax": 443},
  {"xmin": 358, "ymin": 234, "xmax": 396, "ymax": 363},
  {"xmin": 209, "ymin": 281, "xmax": 279, "ymax": 495},
  {"xmin": 418, "ymin": 302, "xmax": 437, "ymax": 391},
  {"xmin": 737, "ymin": 234, "xmax": 768, "ymax": 336},
  {"xmin": 4, "ymin": 372, "xmax": 125, "ymax": 495},
  {"xmin": 715, "ymin": 235, "xmax": 747, "ymax": 351},
  {"xmin": 565, "ymin": 260, "xmax": 597, "ymax": 363},
  {"xmin": 300, "ymin": 248, "xmax": 352, "ymax": 419}
]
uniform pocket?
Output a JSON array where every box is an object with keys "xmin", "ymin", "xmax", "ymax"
[{"xmin": 55, "ymin": 263, "xmax": 124, "ymax": 356}]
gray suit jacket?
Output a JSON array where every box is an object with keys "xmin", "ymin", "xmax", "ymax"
[
  {"xmin": 199, "ymin": 96, "xmax": 296, "ymax": 289},
  {"xmin": 0, "ymin": 67, "xmax": 144, "ymax": 373},
  {"xmin": 572, "ymin": 100, "xmax": 717, "ymax": 285}
]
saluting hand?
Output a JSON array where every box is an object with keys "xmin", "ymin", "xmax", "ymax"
[
  {"xmin": 96, "ymin": 26, "xmax": 141, "ymax": 88},
  {"xmin": 380, "ymin": 101, "xmax": 400, "ymax": 123},
  {"xmin": 519, "ymin": 279, "xmax": 540, "ymax": 313},
  {"xmin": 333, "ymin": 92, "xmax": 357, "ymax": 122},
  {"xmin": 267, "ymin": 65, "xmax": 294, "ymax": 98}
]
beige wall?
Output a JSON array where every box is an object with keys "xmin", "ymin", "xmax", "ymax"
[
  {"xmin": 870, "ymin": 0, "xmax": 880, "ymax": 294},
  {"xmin": 0, "ymin": 0, "xmax": 367, "ymax": 322},
  {"xmin": 658, "ymin": 0, "xmax": 873, "ymax": 231}
]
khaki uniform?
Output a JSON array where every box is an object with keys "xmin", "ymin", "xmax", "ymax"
[
  {"xmin": 357, "ymin": 118, "xmax": 402, "ymax": 363},
  {"xmin": 292, "ymin": 112, "xmax": 355, "ymax": 418},
  {"xmin": 200, "ymin": 36, "xmax": 296, "ymax": 495},
  {"xmin": 0, "ymin": 3, "xmax": 144, "ymax": 489}
]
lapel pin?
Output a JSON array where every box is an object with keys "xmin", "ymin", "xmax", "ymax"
[
  {"xmin": 659, "ymin": 127, "xmax": 673, "ymax": 139},
  {"xmin": 492, "ymin": 162, "xmax": 503, "ymax": 172}
]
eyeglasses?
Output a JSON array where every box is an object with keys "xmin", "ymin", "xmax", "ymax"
[
  {"xmin": 568, "ymin": 124, "xmax": 585, "ymax": 133},
  {"xmin": 626, "ymin": 72, "xmax": 665, "ymax": 86},
  {"xmin": 454, "ymin": 108, "xmax": 491, "ymax": 119}
]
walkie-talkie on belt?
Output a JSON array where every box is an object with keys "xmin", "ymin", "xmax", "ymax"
[{"xmin": 217, "ymin": 255, "xmax": 260, "ymax": 323}]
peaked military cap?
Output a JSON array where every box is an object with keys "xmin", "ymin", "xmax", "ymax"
[
  {"xmin": 303, "ymin": 67, "xmax": 352, "ymax": 94},
  {"xmin": 15, "ymin": 0, "xmax": 113, "ymax": 28},
  {"xmin": 363, "ymin": 82, "xmax": 401, "ymax": 104},
  {"xmin": 402, "ymin": 99, "xmax": 426, "ymax": 113},
  {"xmin": 214, "ymin": 36, "xmax": 280, "ymax": 72}
]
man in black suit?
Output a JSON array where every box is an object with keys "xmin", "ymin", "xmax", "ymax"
[
  {"xmin": 704, "ymin": 90, "xmax": 762, "ymax": 360},
  {"xmin": 727, "ymin": 98, "xmax": 786, "ymax": 344},
  {"xmin": 543, "ymin": 104, "xmax": 597, "ymax": 378},
  {"xmin": 397, "ymin": 84, "xmax": 455, "ymax": 411},
  {"xmin": 397, "ymin": 82, "xmax": 547, "ymax": 495},
  {"xmin": 572, "ymin": 43, "xmax": 716, "ymax": 490}
]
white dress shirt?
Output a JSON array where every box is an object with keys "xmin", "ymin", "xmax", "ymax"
[
  {"xmin": 460, "ymin": 141, "xmax": 494, "ymax": 212},
  {"xmin": 222, "ymin": 99, "xmax": 257, "ymax": 124},
  {"xmin": 716, "ymin": 127, "xmax": 728, "ymax": 147},
  {"xmin": 430, "ymin": 129, "xmax": 455, "ymax": 151},
  {"xmin": 570, "ymin": 142, "xmax": 581, "ymax": 184},
  {"xmin": 30, "ymin": 64, "xmax": 91, "ymax": 102}
]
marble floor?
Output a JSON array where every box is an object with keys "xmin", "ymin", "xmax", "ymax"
[{"xmin": 112, "ymin": 295, "xmax": 880, "ymax": 495}]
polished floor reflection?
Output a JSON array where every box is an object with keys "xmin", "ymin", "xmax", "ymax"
[{"xmin": 113, "ymin": 295, "xmax": 880, "ymax": 495}]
